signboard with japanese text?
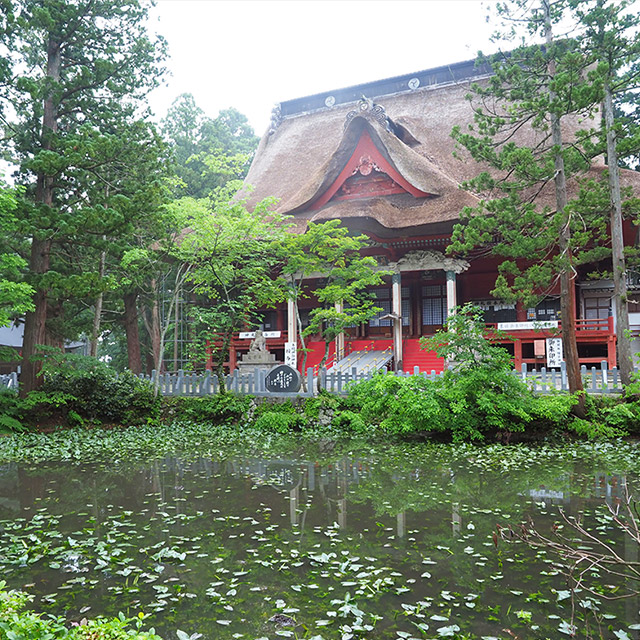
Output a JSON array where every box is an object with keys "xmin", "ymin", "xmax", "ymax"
[
  {"xmin": 546, "ymin": 337, "xmax": 563, "ymax": 368},
  {"xmin": 497, "ymin": 320, "xmax": 558, "ymax": 331},
  {"xmin": 238, "ymin": 331, "xmax": 281, "ymax": 340},
  {"xmin": 284, "ymin": 342, "xmax": 297, "ymax": 368}
]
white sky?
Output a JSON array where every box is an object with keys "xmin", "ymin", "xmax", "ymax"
[{"xmin": 147, "ymin": 0, "xmax": 501, "ymax": 135}]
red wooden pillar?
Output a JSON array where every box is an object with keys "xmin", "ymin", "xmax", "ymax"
[
  {"xmin": 229, "ymin": 345, "xmax": 238, "ymax": 372},
  {"xmin": 514, "ymin": 339, "xmax": 523, "ymax": 371},
  {"xmin": 205, "ymin": 341, "xmax": 213, "ymax": 371},
  {"xmin": 608, "ymin": 337, "xmax": 617, "ymax": 368}
]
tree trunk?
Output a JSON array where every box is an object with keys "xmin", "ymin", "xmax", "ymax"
[
  {"xmin": 603, "ymin": 82, "xmax": 634, "ymax": 385},
  {"xmin": 142, "ymin": 280, "xmax": 162, "ymax": 376},
  {"xmin": 20, "ymin": 239, "xmax": 51, "ymax": 397},
  {"xmin": 173, "ymin": 284, "xmax": 180, "ymax": 371},
  {"xmin": 544, "ymin": 0, "xmax": 585, "ymax": 415},
  {"xmin": 20, "ymin": 35, "xmax": 61, "ymax": 396},
  {"xmin": 150, "ymin": 298, "xmax": 162, "ymax": 373},
  {"xmin": 124, "ymin": 290, "xmax": 142, "ymax": 374},
  {"xmin": 90, "ymin": 244, "xmax": 107, "ymax": 358}
]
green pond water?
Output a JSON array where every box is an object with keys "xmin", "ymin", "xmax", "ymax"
[{"xmin": 1, "ymin": 438, "xmax": 640, "ymax": 640}]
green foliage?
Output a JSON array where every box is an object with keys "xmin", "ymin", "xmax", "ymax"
[
  {"xmin": 0, "ymin": 581, "xmax": 162, "ymax": 640},
  {"xmin": 167, "ymin": 394, "xmax": 252, "ymax": 426},
  {"xmin": 0, "ymin": 184, "xmax": 33, "ymax": 329},
  {"xmin": 253, "ymin": 411, "xmax": 300, "ymax": 433},
  {"xmin": 420, "ymin": 304, "xmax": 513, "ymax": 372},
  {"xmin": 278, "ymin": 220, "xmax": 389, "ymax": 371},
  {"xmin": 345, "ymin": 370, "xmax": 539, "ymax": 442},
  {"xmin": 330, "ymin": 409, "xmax": 368, "ymax": 433},
  {"xmin": 179, "ymin": 191, "xmax": 288, "ymax": 380},
  {"xmin": 252, "ymin": 400, "xmax": 306, "ymax": 433},
  {"xmin": 34, "ymin": 351, "xmax": 160, "ymax": 425},
  {"xmin": 343, "ymin": 305, "xmax": 586, "ymax": 442},
  {"xmin": 2, "ymin": 0, "xmax": 169, "ymax": 390},
  {"xmin": 0, "ymin": 391, "xmax": 25, "ymax": 433},
  {"xmin": 162, "ymin": 94, "xmax": 259, "ymax": 198}
]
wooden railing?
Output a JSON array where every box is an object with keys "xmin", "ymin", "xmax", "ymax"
[{"xmin": 139, "ymin": 360, "xmax": 630, "ymax": 397}]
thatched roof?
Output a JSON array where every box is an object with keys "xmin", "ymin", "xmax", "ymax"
[{"xmin": 242, "ymin": 58, "xmax": 640, "ymax": 236}]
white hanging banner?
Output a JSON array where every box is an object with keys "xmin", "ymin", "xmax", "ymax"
[
  {"xmin": 239, "ymin": 331, "xmax": 281, "ymax": 339},
  {"xmin": 546, "ymin": 337, "xmax": 563, "ymax": 368},
  {"xmin": 284, "ymin": 342, "xmax": 297, "ymax": 368}
]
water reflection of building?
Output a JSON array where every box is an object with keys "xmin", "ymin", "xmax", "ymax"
[
  {"xmin": 0, "ymin": 459, "xmax": 636, "ymax": 546},
  {"xmin": 594, "ymin": 472, "xmax": 626, "ymax": 506}
]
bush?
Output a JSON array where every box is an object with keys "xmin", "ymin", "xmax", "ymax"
[
  {"xmin": 345, "ymin": 369, "xmax": 538, "ymax": 441},
  {"xmin": 0, "ymin": 390, "xmax": 24, "ymax": 433},
  {"xmin": 253, "ymin": 400, "xmax": 306, "ymax": 432},
  {"xmin": 0, "ymin": 581, "xmax": 162, "ymax": 639},
  {"xmin": 253, "ymin": 411, "xmax": 301, "ymax": 433},
  {"xmin": 27, "ymin": 351, "xmax": 162, "ymax": 425},
  {"xmin": 170, "ymin": 393, "xmax": 252, "ymax": 425}
]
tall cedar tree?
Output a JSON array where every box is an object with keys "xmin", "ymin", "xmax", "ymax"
[
  {"xmin": 574, "ymin": 0, "xmax": 640, "ymax": 385},
  {"xmin": 450, "ymin": 0, "xmax": 612, "ymax": 412},
  {"xmin": 0, "ymin": 0, "xmax": 166, "ymax": 393}
]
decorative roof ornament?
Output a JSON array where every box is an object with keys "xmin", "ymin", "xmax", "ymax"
[
  {"xmin": 268, "ymin": 103, "xmax": 282, "ymax": 135},
  {"xmin": 344, "ymin": 96, "xmax": 388, "ymax": 129}
]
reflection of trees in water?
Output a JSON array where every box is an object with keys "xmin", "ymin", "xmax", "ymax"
[{"xmin": 1, "ymin": 448, "xmax": 639, "ymax": 638}]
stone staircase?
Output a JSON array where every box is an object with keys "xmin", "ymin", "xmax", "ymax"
[{"xmin": 327, "ymin": 347, "xmax": 393, "ymax": 375}]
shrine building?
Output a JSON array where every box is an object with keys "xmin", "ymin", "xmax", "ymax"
[{"xmin": 228, "ymin": 58, "xmax": 640, "ymax": 374}]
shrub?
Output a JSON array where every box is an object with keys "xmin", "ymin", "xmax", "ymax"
[
  {"xmin": 331, "ymin": 409, "xmax": 368, "ymax": 433},
  {"xmin": 0, "ymin": 581, "xmax": 162, "ymax": 639},
  {"xmin": 253, "ymin": 400, "xmax": 306, "ymax": 431},
  {"xmin": 434, "ymin": 366, "xmax": 534, "ymax": 441},
  {"xmin": 253, "ymin": 411, "xmax": 300, "ymax": 433},
  {"xmin": 345, "ymin": 369, "xmax": 537, "ymax": 441},
  {"xmin": 31, "ymin": 351, "xmax": 161, "ymax": 425},
  {"xmin": 345, "ymin": 373, "xmax": 446, "ymax": 435},
  {"xmin": 0, "ymin": 390, "xmax": 24, "ymax": 433},
  {"xmin": 167, "ymin": 393, "xmax": 251, "ymax": 426}
]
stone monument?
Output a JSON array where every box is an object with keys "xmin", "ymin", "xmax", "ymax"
[
  {"xmin": 265, "ymin": 364, "xmax": 301, "ymax": 393},
  {"xmin": 237, "ymin": 329, "xmax": 277, "ymax": 373}
]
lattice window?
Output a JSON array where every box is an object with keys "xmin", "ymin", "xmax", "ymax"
[
  {"xmin": 369, "ymin": 290, "xmax": 391, "ymax": 327},
  {"xmin": 422, "ymin": 284, "xmax": 447, "ymax": 326}
]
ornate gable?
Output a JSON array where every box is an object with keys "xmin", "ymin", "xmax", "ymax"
[{"xmin": 309, "ymin": 128, "xmax": 432, "ymax": 211}]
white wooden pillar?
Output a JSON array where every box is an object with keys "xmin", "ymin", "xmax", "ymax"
[
  {"xmin": 287, "ymin": 297, "xmax": 297, "ymax": 344},
  {"xmin": 335, "ymin": 300, "xmax": 345, "ymax": 363},
  {"xmin": 446, "ymin": 270, "xmax": 457, "ymax": 318},
  {"xmin": 285, "ymin": 297, "xmax": 298, "ymax": 368},
  {"xmin": 392, "ymin": 272, "xmax": 403, "ymax": 371}
]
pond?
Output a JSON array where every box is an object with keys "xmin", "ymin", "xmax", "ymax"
[{"xmin": 1, "ymin": 437, "xmax": 639, "ymax": 640}]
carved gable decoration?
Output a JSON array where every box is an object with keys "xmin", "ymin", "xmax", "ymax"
[
  {"xmin": 309, "ymin": 129, "xmax": 432, "ymax": 210},
  {"xmin": 393, "ymin": 250, "xmax": 469, "ymax": 274}
]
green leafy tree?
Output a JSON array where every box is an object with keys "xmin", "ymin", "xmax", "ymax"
[
  {"xmin": 572, "ymin": 0, "xmax": 640, "ymax": 385},
  {"xmin": 117, "ymin": 194, "xmax": 196, "ymax": 378},
  {"xmin": 0, "ymin": 0, "xmax": 167, "ymax": 393},
  {"xmin": 449, "ymin": 0, "xmax": 607, "ymax": 413},
  {"xmin": 0, "ymin": 184, "xmax": 33, "ymax": 331},
  {"xmin": 420, "ymin": 303, "xmax": 513, "ymax": 372},
  {"xmin": 177, "ymin": 190, "xmax": 287, "ymax": 389},
  {"xmin": 279, "ymin": 220, "xmax": 387, "ymax": 374},
  {"xmin": 162, "ymin": 94, "xmax": 259, "ymax": 199}
]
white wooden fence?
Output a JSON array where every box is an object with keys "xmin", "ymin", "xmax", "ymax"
[
  {"xmin": 0, "ymin": 362, "xmax": 630, "ymax": 396},
  {"xmin": 0, "ymin": 372, "xmax": 18, "ymax": 391},
  {"xmin": 139, "ymin": 360, "xmax": 630, "ymax": 397}
]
